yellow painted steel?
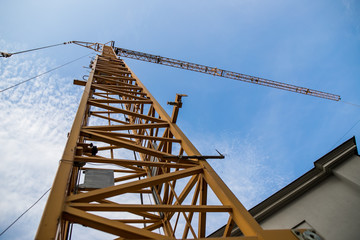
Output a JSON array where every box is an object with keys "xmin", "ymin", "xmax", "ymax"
[
  {"xmin": 36, "ymin": 44, "xmax": 301, "ymax": 239},
  {"xmin": 35, "ymin": 55, "xmax": 98, "ymax": 240}
]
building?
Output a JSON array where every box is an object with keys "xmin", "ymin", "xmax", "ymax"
[{"xmin": 209, "ymin": 137, "xmax": 360, "ymax": 240}]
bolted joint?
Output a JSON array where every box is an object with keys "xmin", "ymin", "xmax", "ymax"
[
  {"xmin": 76, "ymin": 142, "xmax": 98, "ymax": 156},
  {"xmin": 91, "ymin": 146, "xmax": 98, "ymax": 156}
]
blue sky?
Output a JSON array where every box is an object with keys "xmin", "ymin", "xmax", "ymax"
[{"xmin": 0, "ymin": 0, "xmax": 359, "ymax": 239}]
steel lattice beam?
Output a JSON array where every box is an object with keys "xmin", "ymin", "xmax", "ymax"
[
  {"xmin": 36, "ymin": 44, "xmax": 304, "ymax": 240},
  {"xmin": 114, "ymin": 47, "xmax": 340, "ymax": 101}
]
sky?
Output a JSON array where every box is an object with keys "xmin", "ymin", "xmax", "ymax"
[{"xmin": 0, "ymin": 0, "xmax": 359, "ymax": 239}]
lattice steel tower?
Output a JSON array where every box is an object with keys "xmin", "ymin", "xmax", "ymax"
[{"xmin": 36, "ymin": 43, "xmax": 323, "ymax": 240}]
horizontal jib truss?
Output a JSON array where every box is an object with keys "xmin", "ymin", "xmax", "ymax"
[{"xmin": 114, "ymin": 47, "xmax": 340, "ymax": 101}]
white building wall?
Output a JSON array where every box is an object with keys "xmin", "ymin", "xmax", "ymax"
[{"xmin": 260, "ymin": 155, "xmax": 360, "ymax": 240}]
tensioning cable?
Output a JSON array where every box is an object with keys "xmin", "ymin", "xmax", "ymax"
[
  {"xmin": 0, "ymin": 52, "xmax": 93, "ymax": 93},
  {"xmin": 0, "ymin": 41, "xmax": 73, "ymax": 58}
]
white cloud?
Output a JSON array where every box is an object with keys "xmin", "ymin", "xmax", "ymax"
[
  {"xmin": 192, "ymin": 132, "xmax": 292, "ymax": 209},
  {"xmin": 0, "ymin": 40, "xmax": 83, "ymax": 239},
  {"xmin": 183, "ymin": 132, "xmax": 292, "ymax": 235}
]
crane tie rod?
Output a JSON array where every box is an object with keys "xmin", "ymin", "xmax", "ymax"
[
  {"xmin": 114, "ymin": 47, "xmax": 341, "ymax": 101},
  {"xmin": 0, "ymin": 52, "xmax": 93, "ymax": 93},
  {"xmin": 0, "ymin": 41, "xmax": 73, "ymax": 58}
]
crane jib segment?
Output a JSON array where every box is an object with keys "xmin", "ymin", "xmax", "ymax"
[{"xmin": 114, "ymin": 47, "xmax": 341, "ymax": 101}]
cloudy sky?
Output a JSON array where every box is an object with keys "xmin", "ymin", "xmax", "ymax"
[{"xmin": 0, "ymin": 0, "xmax": 359, "ymax": 239}]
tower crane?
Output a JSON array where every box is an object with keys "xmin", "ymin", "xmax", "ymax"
[{"xmin": 32, "ymin": 41, "xmax": 329, "ymax": 239}]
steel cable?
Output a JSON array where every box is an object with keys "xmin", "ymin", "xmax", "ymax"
[
  {"xmin": 0, "ymin": 53, "xmax": 93, "ymax": 93},
  {"xmin": 0, "ymin": 42, "xmax": 73, "ymax": 58},
  {"xmin": 0, "ymin": 188, "xmax": 51, "ymax": 237}
]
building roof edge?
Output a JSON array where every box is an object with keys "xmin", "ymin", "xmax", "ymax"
[{"xmin": 208, "ymin": 136, "xmax": 358, "ymax": 238}]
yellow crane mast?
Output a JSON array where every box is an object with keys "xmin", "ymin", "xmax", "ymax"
[{"xmin": 36, "ymin": 42, "xmax": 326, "ymax": 239}]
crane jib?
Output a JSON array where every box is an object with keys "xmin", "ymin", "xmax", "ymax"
[
  {"xmin": 114, "ymin": 47, "xmax": 341, "ymax": 102},
  {"xmin": 0, "ymin": 40, "xmax": 340, "ymax": 101}
]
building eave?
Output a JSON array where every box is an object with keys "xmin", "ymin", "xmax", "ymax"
[{"xmin": 209, "ymin": 136, "xmax": 358, "ymax": 238}]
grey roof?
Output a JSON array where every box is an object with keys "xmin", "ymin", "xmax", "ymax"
[{"xmin": 208, "ymin": 136, "xmax": 358, "ymax": 237}]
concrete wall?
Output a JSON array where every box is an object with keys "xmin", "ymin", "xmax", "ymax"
[{"xmin": 260, "ymin": 155, "xmax": 360, "ymax": 240}]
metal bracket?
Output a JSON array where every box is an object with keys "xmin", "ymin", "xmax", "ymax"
[
  {"xmin": 167, "ymin": 94, "xmax": 188, "ymax": 107},
  {"xmin": 0, "ymin": 52, "xmax": 12, "ymax": 58},
  {"xmin": 163, "ymin": 150, "xmax": 225, "ymax": 160},
  {"xmin": 292, "ymin": 229, "xmax": 322, "ymax": 240},
  {"xmin": 168, "ymin": 93, "xmax": 188, "ymax": 123}
]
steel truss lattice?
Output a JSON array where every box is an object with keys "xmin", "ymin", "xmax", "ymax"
[{"xmin": 36, "ymin": 45, "xmax": 304, "ymax": 240}]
